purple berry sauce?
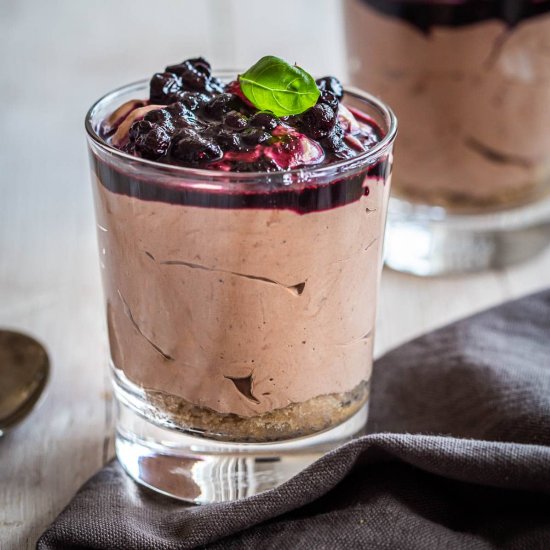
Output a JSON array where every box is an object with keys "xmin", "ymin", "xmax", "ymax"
[
  {"xmin": 359, "ymin": 0, "xmax": 550, "ymax": 33},
  {"xmin": 93, "ymin": 58, "xmax": 390, "ymax": 214}
]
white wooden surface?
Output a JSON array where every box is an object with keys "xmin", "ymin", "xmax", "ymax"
[{"xmin": 0, "ymin": 1, "xmax": 549, "ymax": 548}]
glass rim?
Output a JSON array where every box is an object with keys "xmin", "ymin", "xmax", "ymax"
[{"xmin": 85, "ymin": 76, "xmax": 397, "ymax": 183}]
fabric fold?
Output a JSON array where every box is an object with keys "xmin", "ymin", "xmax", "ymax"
[{"xmin": 38, "ymin": 290, "xmax": 550, "ymax": 549}]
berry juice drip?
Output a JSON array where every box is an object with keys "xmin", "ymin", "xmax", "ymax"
[
  {"xmin": 360, "ymin": 0, "xmax": 550, "ymax": 32},
  {"xmin": 92, "ymin": 153, "xmax": 391, "ymax": 214}
]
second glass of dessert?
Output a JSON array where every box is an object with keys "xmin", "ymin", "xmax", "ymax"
[
  {"xmin": 86, "ymin": 56, "xmax": 396, "ymax": 502},
  {"xmin": 345, "ymin": 0, "xmax": 550, "ymax": 275}
]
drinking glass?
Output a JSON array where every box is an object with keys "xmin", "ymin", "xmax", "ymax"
[
  {"xmin": 86, "ymin": 78, "xmax": 397, "ymax": 502},
  {"xmin": 345, "ymin": 0, "xmax": 550, "ymax": 275}
]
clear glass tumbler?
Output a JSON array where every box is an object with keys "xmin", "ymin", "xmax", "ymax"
[
  {"xmin": 345, "ymin": 0, "xmax": 550, "ymax": 275},
  {"xmin": 86, "ymin": 79, "xmax": 397, "ymax": 503}
]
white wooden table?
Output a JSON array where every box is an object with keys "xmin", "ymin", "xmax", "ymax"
[{"xmin": 1, "ymin": 1, "xmax": 549, "ymax": 547}]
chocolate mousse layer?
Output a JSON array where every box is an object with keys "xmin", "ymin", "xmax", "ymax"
[
  {"xmin": 92, "ymin": 159, "xmax": 390, "ymax": 441},
  {"xmin": 345, "ymin": 0, "xmax": 550, "ymax": 211}
]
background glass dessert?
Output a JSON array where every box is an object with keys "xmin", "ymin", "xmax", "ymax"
[
  {"xmin": 345, "ymin": 0, "xmax": 550, "ymax": 274},
  {"xmin": 86, "ymin": 59, "xmax": 396, "ymax": 502}
]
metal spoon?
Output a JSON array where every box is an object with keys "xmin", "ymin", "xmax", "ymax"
[{"xmin": 0, "ymin": 330, "xmax": 49, "ymax": 436}]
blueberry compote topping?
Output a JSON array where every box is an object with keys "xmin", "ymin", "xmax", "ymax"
[
  {"xmin": 95, "ymin": 57, "xmax": 391, "ymax": 213},
  {"xmin": 103, "ymin": 57, "xmax": 383, "ymax": 173}
]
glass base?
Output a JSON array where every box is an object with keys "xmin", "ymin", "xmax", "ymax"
[
  {"xmin": 115, "ymin": 390, "xmax": 368, "ymax": 504},
  {"xmin": 385, "ymin": 195, "xmax": 550, "ymax": 276}
]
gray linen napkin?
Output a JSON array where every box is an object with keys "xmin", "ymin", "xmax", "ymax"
[{"xmin": 38, "ymin": 290, "xmax": 550, "ymax": 549}]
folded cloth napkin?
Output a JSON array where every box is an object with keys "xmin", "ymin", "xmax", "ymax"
[{"xmin": 38, "ymin": 290, "xmax": 550, "ymax": 549}]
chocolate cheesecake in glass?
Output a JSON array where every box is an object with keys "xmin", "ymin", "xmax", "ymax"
[
  {"xmin": 345, "ymin": 0, "xmax": 550, "ymax": 275},
  {"xmin": 86, "ymin": 56, "xmax": 396, "ymax": 502}
]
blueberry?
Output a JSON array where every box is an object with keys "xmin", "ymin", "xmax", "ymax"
[
  {"xmin": 224, "ymin": 111, "xmax": 248, "ymax": 130},
  {"xmin": 204, "ymin": 93, "xmax": 240, "ymax": 120},
  {"xmin": 144, "ymin": 109, "xmax": 175, "ymax": 133},
  {"xmin": 167, "ymin": 61, "xmax": 207, "ymax": 90},
  {"xmin": 135, "ymin": 126, "xmax": 171, "ymax": 160},
  {"xmin": 170, "ymin": 133, "xmax": 222, "ymax": 165},
  {"xmin": 164, "ymin": 102, "xmax": 199, "ymax": 129},
  {"xmin": 241, "ymin": 128, "xmax": 271, "ymax": 146},
  {"xmin": 249, "ymin": 112, "xmax": 279, "ymax": 130},
  {"xmin": 317, "ymin": 90, "xmax": 339, "ymax": 112},
  {"xmin": 189, "ymin": 57, "xmax": 211, "ymax": 75},
  {"xmin": 129, "ymin": 120, "xmax": 154, "ymax": 142},
  {"xmin": 150, "ymin": 72, "xmax": 183, "ymax": 104},
  {"xmin": 165, "ymin": 62, "xmax": 187, "ymax": 76},
  {"xmin": 316, "ymin": 76, "xmax": 344, "ymax": 100},
  {"xmin": 205, "ymin": 75, "xmax": 225, "ymax": 94},
  {"xmin": 320, "ymin": 123, "xmax": 354, "ymax": 160},
  {"xmin": 177, "ymin": 91, "xmax": 210, "ymax": 111},
  {"xmin": 299, "ymin": 104, "xmax": 337, "ymax": 140},
  {"xmin": 164, "ymin": 59, "xmax": 224, "ymax": 94},
  {"xmin": 215, "ymin": 129, "xmax": 243, "ymax": 151},
  {"xmin": 167, "ymin": 57, "xmax": 211, "ymax": 77},
  {"xmin": 320, "ymin": 121, "xmax": 344, "ymax": 149},
  {"xmin": 144, "ymin": 109, "xmax": 171, "ymax": 125},
  {"xmin": 165, "ymin": 102, "xmax": 190, "ymax": 118}
]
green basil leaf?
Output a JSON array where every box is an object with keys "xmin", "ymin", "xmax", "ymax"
[{"xmin": 238, "ymin": 56, "xmax": 320, "ymax": 117}]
